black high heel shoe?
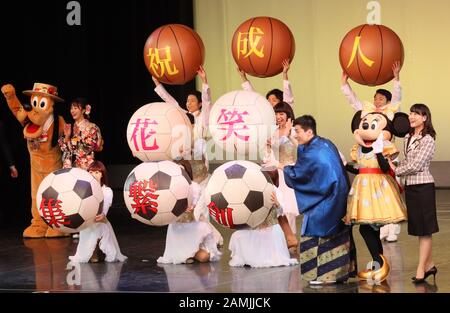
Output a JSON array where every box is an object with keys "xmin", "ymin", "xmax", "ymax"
[
  {"xmin": 412, "ymin": 266, "xmax": 438, "ymax": 284},
  {"xmin": 425, "ymin": 266, "xmax": 438, "ymax": 279}
]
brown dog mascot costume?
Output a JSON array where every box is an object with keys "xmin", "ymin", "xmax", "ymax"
[{"xmin": 1, "ymin": 83, "xmax": 68, "ymax": 238}]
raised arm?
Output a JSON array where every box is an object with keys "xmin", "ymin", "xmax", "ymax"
[
  {"xmin": 197, "ymin": 66, "xmax": 212, "ymax": 129},
  {"xmin": 237, "ymin": 67, "xmax": 255, "ymax": 91},
  {"xmin": 282, "ymin": 59, "xmax": 294, "ymax": 107},
  {"xmin": 152, "ymin": 76, "xmax": 181, "ymax": 108},
  {"xmin": 340, "ymin": 71, "xmax": 363, "ymax": 111},
  {"xmin": 1, "ymin": 84, "xmax": 27, "ymax": 126},
  {"xmin": 391, "ymin": 61, "xmax": 402, "ymax": 110}
]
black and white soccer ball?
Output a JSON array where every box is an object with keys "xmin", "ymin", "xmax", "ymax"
[
  {"xmin": 123, "ymin": 160, "xmax": 192, "ymax": 226},
  {"xmin": 205, "ymin": 160, "xmax": 275, "ymax": 229},
  {"xmin": 36, "ymin": 168, "xmax": 104, "ymax": 234}
]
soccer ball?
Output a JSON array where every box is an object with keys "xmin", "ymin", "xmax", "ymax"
[
  {"xmin": 36, "ymin": 168, "xmax": 104, "ymax": 234},
  {"xmin": 126, "ymin": 102, "xmax": 193, "ymax": 162},
  {"xmin": 209, "ymin": 90, "xmax": 275, "ymax": 157},
  {"xmin": 123, "ymin": 161, "xmax": 192, "ymax": 226},
  {"xmin": 205, "ymin": 160, "xmax": 275, "ymax": 229}
]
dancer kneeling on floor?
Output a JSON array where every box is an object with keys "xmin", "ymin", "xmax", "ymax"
[
  {"xmin": 157, "ymin": 159, "xmax": 221, "ymax": 264},
  {"xmin": 228, "ymin": 168, "xmax": 299, "ymax": 268},
  {"xmin": 69, "ymin": 161, "xmax": 127, "ymax": 263}
]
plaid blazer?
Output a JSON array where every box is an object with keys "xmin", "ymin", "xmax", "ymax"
[{"xmin": 395, "ymin": 133, "xmax": 435, "ymax": 185}]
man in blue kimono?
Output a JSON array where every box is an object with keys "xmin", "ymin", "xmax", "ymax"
[{"xmin": 283, "ymin": 115, "xmax": 355, "ymax": 285}]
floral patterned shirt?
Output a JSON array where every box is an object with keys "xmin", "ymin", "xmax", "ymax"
[{"xmin": 58, "ymin": 119, "xmax": 102, "ymax": 170}]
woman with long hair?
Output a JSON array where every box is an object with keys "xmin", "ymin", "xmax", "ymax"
[
  {"xmin": 389, "ymin": 103, "xmax": 438, "ymax": 284},
  {"xmin": 59, "ymin": 98, "xmax": 103, "ymax": 169}
]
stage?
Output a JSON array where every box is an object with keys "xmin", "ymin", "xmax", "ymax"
[{"xmin": 0, "ymin": 190, "xmax": 449, "ymax": 293}]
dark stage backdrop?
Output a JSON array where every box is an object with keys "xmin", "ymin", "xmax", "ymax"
[{"xmin": 0, "ymin": 0, "xmax": 195, "ymax": 225}]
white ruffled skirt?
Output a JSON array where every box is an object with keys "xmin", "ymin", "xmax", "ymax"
[
  {"xmin": 228, "ymin": 224, "xmax": 298, "ymax": 268},
  {"xmin": 69, "ymin": 222, "xmax": 127, "ymax": 263},
  {"xmin": 157, "ymin": 221, "xmax": 222, "ymax": 264}
]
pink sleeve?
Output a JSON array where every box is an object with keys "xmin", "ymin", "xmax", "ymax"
[
  {"xmin": 391, "ymin": 80, "xmax": 402, "ymax": 111},
  {"xmin": 154, "ymin": 84, "xmax": 186, "ymax": 111},
  {"xmin": 241, "ymin": 80, "xmax": 255, "ymax": 91},
  {"xmin": 201, "ymin": 83, "xmax": 211, "ymax": 128},
  {"xmin": 341, "ymin": 83, "xmax": 363, "ymax": 111},
  {"xmin": 283, "ymin": 80, "xmax": 294, "ymax": 107}
]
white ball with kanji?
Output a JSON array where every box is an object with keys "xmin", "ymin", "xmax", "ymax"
[
  {"xmin": 123, "ymin": 160, "xmax": 192, "ymax": 226},
  {"xmin": 205, "ymin": 160, "xmax": 275, "ymax": 229},
  {"xmin": 36, "ymin": 168, "xmax": 104, "ymax": 234},
  {"xmin": 126, "ymin": 102, "xmax": 193, "ymax": 162},
  {"xmin": 208, "ymin": 90, "xmax": 275, "ymax": 157}
]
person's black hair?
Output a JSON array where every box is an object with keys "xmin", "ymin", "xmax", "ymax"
[
  {"xmin": 69, "ymin": 97, "xmax": 92, "ymax": 140},
  {"xmin": 266, "ymin": 88, "xmax": 283, "ymax": 103},
  {"xmin": 273, "ymin": 102, "xmax": 295, "ymax": 121},
  {"xmin": 88, "ymin": 160, "xmax": 109, "ymax": 187},
  {"xmin": 410, "ymin": 103, "xmax": 436, "ymax": 139},
  {"xmin": 375, "ymin": 89, "xmax": 392, "ymax": 102},
  {"xmin": 293, "ymin": 115, "xmax": 316, "ymax": 135},
  {"xmin": 71, "ymin": 97, "xmax": 90, "ymax": 119},
  {"xmin": 173, "ymin": 158, "xmax": 193, "ymax": 181}
]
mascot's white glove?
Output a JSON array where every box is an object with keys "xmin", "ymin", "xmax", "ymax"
[{"xmin": 372, "ymin": 133, "xmax": 384, "ymax": 154}]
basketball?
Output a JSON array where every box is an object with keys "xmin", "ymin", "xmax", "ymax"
[
  {"xmin": 231, "ymin": 17, "xmax": 295, "ymax": 78},
  {"xmin": 143, "ymin": 24, "xmax": 205, "ymax": 85},
  {"xmin": 339, "ymin": 24, "xmax": 404, "ymax": 86}
]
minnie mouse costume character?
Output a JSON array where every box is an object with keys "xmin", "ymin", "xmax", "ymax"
[{"xmin": 344, "ymin": 111, "xmax": 410, "ymax": 283}]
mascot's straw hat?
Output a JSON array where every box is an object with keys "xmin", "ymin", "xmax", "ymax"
[{"xmin": 23, "ymin": 82, "xmax": 64, "ymax": 102}]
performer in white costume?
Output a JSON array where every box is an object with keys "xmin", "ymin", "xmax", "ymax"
[{"xmin": 69, "ymin": 161, "xmax": 127, "ymax": 263}]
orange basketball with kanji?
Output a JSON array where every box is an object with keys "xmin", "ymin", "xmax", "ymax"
[
  {"xmin": 339, "ymin": 24, "xmax": 404, "ymax": 86},
  {"xmin": 231, "ymin": 17, "xmax": 295, "ymax": 78},
  {"xmin": 143, "ymin": 24, "xmax": 205, "ymax": 85}
]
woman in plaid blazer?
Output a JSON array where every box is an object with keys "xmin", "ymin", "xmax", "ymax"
[{"xmin": 389, "ymin": 103, "xmax": 438, "ymax": 284}]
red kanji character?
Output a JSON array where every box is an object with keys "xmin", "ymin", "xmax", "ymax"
[
  {"xmin": 207, "ymin": 201, "xmax": 235, "ymax": 228},
  {"xmin": 129, "ymin": 179, "xmax": 160, "ymax": 217},
  {"xmin": 39, "ymin": 198, "xmax": 70, "ymax": 228}
]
